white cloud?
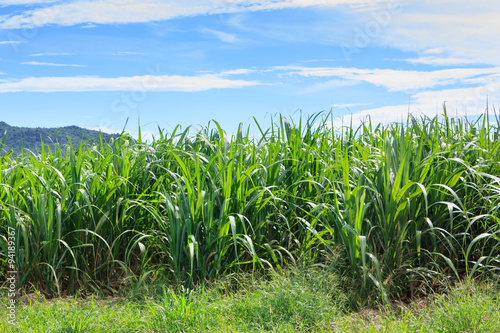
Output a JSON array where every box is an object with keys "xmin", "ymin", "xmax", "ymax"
[
  {"xmin": 404, "ymin": 56, "xmax": 477, "ymax": 66},
  {"xmin": 0, "ymin": 0, "xmax": 496, "ymax": 73},
  {"xmin": 21, "ymin": 61, "xmax": 86, "ymax": 67},
  {"xmin": 0, "ymin": 1, "xmax": 209, "ymax": 28},
  {"xmin": 201, "ymin": 28, "xmax": 240, "ymax": 43},
  {"xmin": 327, "ymin": 81, "xmax": 500, "ymax": 129},
  {"xmin": 0, "ymin": 73, "xmax": 261, "ymax": 92},
  {"xmin": 277, "ymin": 66, "xmax": 500, "ymax": 92},
  {"xmin": 0, "ymin": 40, "xmax": 27, "ymax": 44},
  {"xmin": 218, "ymin": 68, "xmax": 256, "ymax": 75},
  {"xmin": 374, "ymin": 0, "xmax": 500, "ymax": 66},
  {"xmin": 242, "ymin": 0, "xmax": 400, "ymax": 11},
  {"xmin": 199, "ymin": 68, "xmax": 270, "ymax": 76},
  {"xmin": 86, "ymin": 126, "xmax": 120, "ymax": 134},
  {"xmin": 0, "ymin": 0, "xmax": 400, "ymax": 29},
  {"xmin": 424, "ymin": 48, "xmax": 444, "ymax": 54},
  {"xmin": 80, "ymin": 23, "xmax": 96, "ymax": 28},
  {"xmin": 85, "ymin": 126, "xmax": 155, "ymax": 141}
]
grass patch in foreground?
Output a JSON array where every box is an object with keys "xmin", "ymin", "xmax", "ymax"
[{"xmin": 1, "ymin": 269, "xmax": 499, "ymax": 332}]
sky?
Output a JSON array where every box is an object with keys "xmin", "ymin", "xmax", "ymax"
[{"xmin": 0, "ymin": 0, "xmax": 499, "ymax": 138}]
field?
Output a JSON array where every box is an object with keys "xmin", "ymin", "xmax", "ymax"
[{"xmin": 1, "ymin": 109, "xmax": 500, "ymax": 330}]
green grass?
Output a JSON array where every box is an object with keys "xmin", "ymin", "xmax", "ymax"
[
  {"xmin": 1, "ymin": 108, "xmax": 500, "ymax": 303},
  {"xmin": 1, "ymin": 268, "xmax": 499, "ymax": 332}
]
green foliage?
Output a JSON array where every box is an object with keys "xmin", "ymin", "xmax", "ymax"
[
  {"xmin": 0, "ymin": 121, "xmax": 119, "ymax": 155},
  {"xmin": 0, "ymin": 109, "xmax": 499, "ymax": 303}
]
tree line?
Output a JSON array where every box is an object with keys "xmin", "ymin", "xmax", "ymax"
[{"xmin": 0, "ymin": 121, "xmax": 120, "ymax": 155}]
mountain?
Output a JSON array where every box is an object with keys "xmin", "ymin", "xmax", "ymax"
[{"xmin": 0, "ymin": 121, "xmax": 120, "ymax": 155}]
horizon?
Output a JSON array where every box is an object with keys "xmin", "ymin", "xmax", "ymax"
[{"xmin": 1, "ymin": 1, "xmax": 499, "ymax": 140}]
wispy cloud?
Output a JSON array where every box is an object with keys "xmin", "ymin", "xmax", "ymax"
[
  {"xmin": 277, "ymin": 66, "xmax": 500, "ymax": 92},
  {"xmin": 376, "ymin": 1, "xmax": 500, "ymax": 66},
  {"xmin": 0, "ymin": 41, "xmax": 27, "ymax": 44},
  {"xmin": 424, "ymin": 48, "xmax": 444, "ymax": 54},
  {"xmin": 325, "ymin": 81, "xmax": 500, "ymax": 130},
  {"xmin": 403, "ymin": 56, "xmax": 477, "ymax": 66},
  {"xmin": 201, "ymin": 28, "xmax": 240, "ymax": 43},
  {"xmin": 30, "ymin": 52, "xmax": 74, "ymax": 56},
  {"xmin": 0, "ymin": 0, "xmax": 396, "ymax": 29},
  {"xmin": 0, "ymin": 73, "xmax": 261, "ymax": 92},
  {"xmin": 218, "ymin": 68, "xmax": 256, "ymax": 76},
  {"xmin": 80, "ymin": 23, "xmax": 96, "ymax": 28},
  {"xmin": 21, "ymin": 61, "xmax": 86, "ymax": 67}
]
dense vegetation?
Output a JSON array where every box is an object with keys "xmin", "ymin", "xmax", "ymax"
[
  {"xmin": 1, "ymin": 109, "xmax": 499, "ymax": 305},
  {"xmin": 0, "ymin": 121, "xmax": 119, "ymax": 154}
]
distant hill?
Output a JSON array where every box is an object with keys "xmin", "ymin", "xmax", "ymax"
[{"xmin": 0, "ymin": 121, "xmax": 120, "ymax": 155}]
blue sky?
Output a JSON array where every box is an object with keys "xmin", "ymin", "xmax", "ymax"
[{"xmin": 1, "ymin": 0, "xmax": 499, "ymax": 138}]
